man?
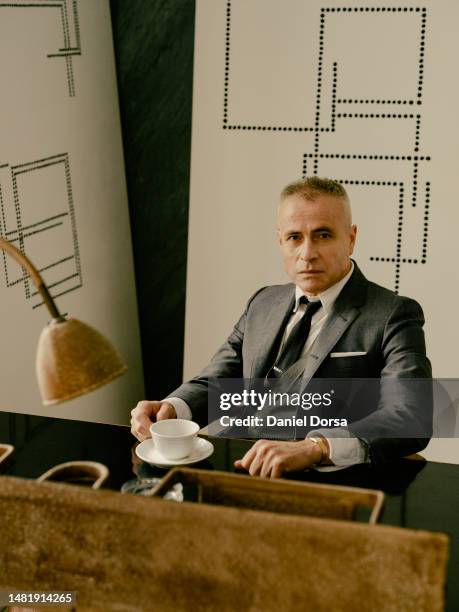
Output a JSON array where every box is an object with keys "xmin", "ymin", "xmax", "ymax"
[{"xmin": 131, "ymin": 177, "xmax": 431, "ymax": 478}]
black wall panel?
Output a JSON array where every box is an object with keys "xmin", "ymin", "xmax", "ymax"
[{"xmin": 110, "ymin": 0, "xmax": 195, "ymax": 399}]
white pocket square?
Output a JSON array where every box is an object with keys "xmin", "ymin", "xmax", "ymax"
[{"xmin": 330, "ymin": 351, "xmax": 367, "ymax": 358}]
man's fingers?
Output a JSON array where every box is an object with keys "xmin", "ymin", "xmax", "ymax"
[
  {"xmin": 260, "ymin": 449, "xmax": 281, "ymax": 478},
  {"xmin": 234, "ymin": 443, "xmax": 258, "ymax": 472},
  {"xmin": 130, "ymin": 400, "xmax": 164, "ymax": 441},
  {"xmin": 130, "ymin": 414, "xmax": 152, "ymax": 442},
  {"xmin": 260, "ymin": 456, "xmax": 273, "ymax": 479},
  {"xmin": 234, "ymin": 440, "xmax": 273, "ymax": 474},
  {"xmin": 156, "ymin": 403, "xmax": 177, "ymax": 421},
  {"xmin": 248, "ymin": 453, "xmax": 265, "ymax": 477},
  {"xmin": 234, "ymin": 441, "xmax": 305, "ymax": 479},
  {"xmin": 131, "ymin": 400, "xmax": 161, "ymax": 421},
  {"xmin": 270, "ymin": 463, "xmax": 283, "ymax": 479}
]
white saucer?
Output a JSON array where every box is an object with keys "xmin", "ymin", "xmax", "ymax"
[{"xmin": 135, "ymin": 437, "xmax": 214, "ymax": 468}]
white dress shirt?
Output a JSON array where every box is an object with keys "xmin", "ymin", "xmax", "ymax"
[
  {"xmin": 286, "ymin": 262, "xmax": 367, "ymax": 469},
  {"xmin": 167, "ymin": 261, "xmax": 367, "ymax": 469}
]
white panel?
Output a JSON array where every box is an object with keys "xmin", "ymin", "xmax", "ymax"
[
  {"xmin": 228, "ymin": 0, "xmax": 318, "ymax": 126},
  {"xmin": 0, "ymin": 0, "xmax": 143, "ymax": 424},
  {"xmin": 188, "ymin": 0, "xmax": 459, "ymax": 461}
]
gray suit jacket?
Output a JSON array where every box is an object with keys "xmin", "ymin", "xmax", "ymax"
[{"xmin": 168, "ymin": 263, "xmax": 432, "ymax": 464}]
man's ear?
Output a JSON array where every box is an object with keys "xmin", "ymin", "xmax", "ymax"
[
  {"xmin": 277, "ymin": 228, "xmax": 282, "ymax": 247},
  {"xmin": 349, "ymin": 224, "xmax": 357, "ymax": 254}
]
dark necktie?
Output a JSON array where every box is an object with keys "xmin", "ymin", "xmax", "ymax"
[{"xmin": 268, "ymin": 297, "xmax": 322, "ymax": 379}]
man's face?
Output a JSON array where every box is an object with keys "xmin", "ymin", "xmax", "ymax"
[{"xmin": 277, "ymin": 193, "xmax": 357, "ymax": 295}]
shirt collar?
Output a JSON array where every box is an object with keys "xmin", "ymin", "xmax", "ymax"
[{"xmin": 293, "ymin": 261, "xmax": 355, "ymax": 314}]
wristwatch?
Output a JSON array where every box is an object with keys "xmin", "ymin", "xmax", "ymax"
[{"xmin": 309, "ymin": 436, "xmax": 329, "ymax": 464}]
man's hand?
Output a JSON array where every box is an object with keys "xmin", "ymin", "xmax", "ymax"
[
  {"xmin": 234, "ymin": 438, "xmax": 328, "ymax": 479},
  {"xmin": 130, "ymin": 400, "xmax": 177, "ymax": 441}
]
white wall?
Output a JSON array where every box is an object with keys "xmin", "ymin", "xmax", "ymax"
[
  {"xmin": 187, "ymin": 0, "xmax": 459, "ymax": 462},
  {"xmin": 0, "ymin": 1, "xmax": 143, "ymax": 424}
]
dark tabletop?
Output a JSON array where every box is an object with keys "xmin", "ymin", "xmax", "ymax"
[{"xmin": 1, "ymin": 411, "xmax": 458, "ymax": 610}]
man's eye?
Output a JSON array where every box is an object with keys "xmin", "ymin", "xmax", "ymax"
[
  {"xmin": 318, "ymin": 233, "xmax": 332, "ymax": 239},
  {"xmin": 287, "ymin": 235, "xmax": 300, "ymax": 241}
]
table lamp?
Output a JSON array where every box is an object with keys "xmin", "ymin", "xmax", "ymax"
[{"xmin": 0, "ymin": 237, "xmax": 127, "ymax": 405}]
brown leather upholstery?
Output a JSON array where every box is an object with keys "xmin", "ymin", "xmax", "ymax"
[
  {"xmin": 37, "ymin": 460, "xmax": 109, "ymax": 489},
  {"xmin": 0, "ymin": 475, "xmax": 449, "ymax": 611}
]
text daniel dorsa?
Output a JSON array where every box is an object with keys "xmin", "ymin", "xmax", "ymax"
[{"xmin": 219, "ymin": 415, "xmax": 348, "ymax": 428}]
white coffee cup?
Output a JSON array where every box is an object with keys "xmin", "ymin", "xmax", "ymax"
[{"xmin": 149, "ymin": 419, "xmax": 200, "ymax": 460}]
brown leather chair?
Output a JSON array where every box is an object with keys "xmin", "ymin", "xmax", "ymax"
[
  {"xmin": 37, "ymin": 460, "xmax": 109, "ymax": 489},
  {"xmin": 0, "ymin": 473, "xmax": 449, "ymax": 612}
]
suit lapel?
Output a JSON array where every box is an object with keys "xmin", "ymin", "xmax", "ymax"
[
  {"xmin": 250, "ymin": 286, "xmax": 295, "ymax": 378},
  {"xmin": 298, "ymin": 306, "xmax": 360, "ymax": 385}
]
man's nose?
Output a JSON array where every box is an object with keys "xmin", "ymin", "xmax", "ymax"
[{"xmin": 299, "ymin": 238, "xmax": 317, "ymax": 261}]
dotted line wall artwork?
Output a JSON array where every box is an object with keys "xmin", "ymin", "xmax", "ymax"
[
  {"xmin": 0, "ymin": 153, "xmax": 82, "ymax": 309},
  {"xmin": 223, "ymin": 2, "xmax": 431, "ymax": 294},
  {"xmin": 0, "ymin": 0, "xmax": 81, "ymax": 97}
]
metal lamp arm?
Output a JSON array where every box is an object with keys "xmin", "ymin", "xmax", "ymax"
[{"xmin": 0, "ymin": 237, "xmax": 62, "ymax": 319}]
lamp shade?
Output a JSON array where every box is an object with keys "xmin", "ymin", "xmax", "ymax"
[
  {"xmin": 1, "ymin": 236, "xmax": 127, "ymax": 405},
  {"xmin": 36, "ymin": 317, "xmax": 128, "ymax": 405}
]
